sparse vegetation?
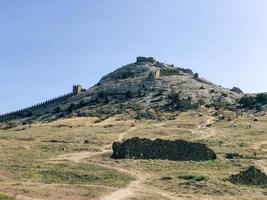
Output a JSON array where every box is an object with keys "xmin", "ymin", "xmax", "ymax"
[
  {"xmin": 179, "ymin": 175, "xmax": 207, "ymax": 182},
  {"xmin": 240, "ymin": 93, "xmax": 267, "ymax": 110},
  {"xmin": 0, "ymin": 108, "xmax": 266, "ymax": 199},
  {"xmin": 0, "ymin": 58, "xmax": 266, "ymax": 200},
  {"xmin": 0, "ymin": 193, "xmax": 15, "ymax": 200}
]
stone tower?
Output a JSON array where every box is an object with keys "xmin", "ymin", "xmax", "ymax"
[{"xmin": 73, "ymin": 85, "xmax": 82, "ymax": 95}]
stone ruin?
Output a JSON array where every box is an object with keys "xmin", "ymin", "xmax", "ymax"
[
  {"xmin": 136, "ymin": 56, "xmax": 156, "ymax": 63},
  {"xmin": 73, "ymin": 85, "xmax": 86, "ymax": 95},
  {"xmin": 156, "ymin": 68, "xmax": 180, "ymax": 78},
  {"xmin": 229, "ymin": 166, "xmax": 267, "ymax": 187},
  {"xmin": 111, "ymin": 137, "xmax": 217, "ymax": 161}
]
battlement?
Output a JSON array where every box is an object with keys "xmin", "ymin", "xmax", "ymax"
[
  {"xmin": 159, "ymin": 68, "xmax": 180, "ymax": 76},
  {"xmin": 0, "ymin": 93, "xmax": 72, "ymax": 122}
]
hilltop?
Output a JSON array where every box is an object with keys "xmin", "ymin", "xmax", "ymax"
[{"xmin": 0, "ymin": 57, "xmax": 243, "ymax": 124}]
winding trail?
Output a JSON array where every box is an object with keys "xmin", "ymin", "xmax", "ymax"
[
  {"xmin": 191, "ymin": 115, "xmax": 216, "ymax": 140},
  {"xmin": 46, "ymin": 125, "xmax": 182, "ymax": 200},
  {"xmin": 48, "ymin": 126, "xmax": 137, "ymax": 163}
]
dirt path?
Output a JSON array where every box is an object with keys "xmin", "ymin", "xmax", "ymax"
[
  {"xmin": 48, "ymin": 148, "xmax": 110, "ymax": 163},
  {"xmin": 98, "ymin": 163, "xmax": 181, "ymax": 200},
  {"xmin": 191, "ymin": 116, "xmax": 216, "ymax": 140},
  {"xmin": 45, "ymin": 124, "xmax": 182, "ymax": 200},
  {"xmin": 48, "ymin": 126, "xmax": 137, "ymax": 163}
]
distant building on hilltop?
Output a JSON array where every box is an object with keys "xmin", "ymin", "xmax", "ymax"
[{"xmin": 73, "ymin": 85, "xmax": 86, "ymax": 95}]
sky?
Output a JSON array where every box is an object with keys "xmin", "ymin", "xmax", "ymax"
[{"xmin": 1, "ymin": 0, "xmax": 267, "ymax": 114}]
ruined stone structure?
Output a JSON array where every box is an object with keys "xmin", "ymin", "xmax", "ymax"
[
  {"xmin": 73, "ymin": 85, "xmax": 83, "ymax": 95},
  {"xmin": 229, "ymin": 166, "xmax": 267, "ymax": 186},
  {"xmin": 136, "ymin": 56, "xmax": 156, "ymax": 63},
  {"xmin": 158, "ymin": 68, "xmax": 180, "ymax": 77},
  {"xmin": 112, "ymin": 137, "xmax": 217, "ymax": 161},
  {"xmin": 151, "ymin": 68, "xmax": 180, "ymax": 79}
]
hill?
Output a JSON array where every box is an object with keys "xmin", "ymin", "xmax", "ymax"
[
  {"xmin": 0, "ymin": 57, "xmax": 243, "ymax": 124},
  {"xmin": 0, "ymin": 57, "xmax": 266, "ymax": 200}
]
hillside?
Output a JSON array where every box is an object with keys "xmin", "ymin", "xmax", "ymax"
[
  {"xmin": 0, "ymin": 57, "xmax": 266, "ymax": 200},
  {"xmin": 0, "ymin": 57, "xmax": 243, "ymax": 124}
]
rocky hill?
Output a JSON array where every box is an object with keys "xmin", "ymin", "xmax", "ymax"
[{"xmin": 0, "ymin": 57, "xmax": 244, "ymax": 124}]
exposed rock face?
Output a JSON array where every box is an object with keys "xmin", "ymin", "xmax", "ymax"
[
  {"xmin": 229, "ymin": 166, "xmax": 267, "ymax": 186},
  {"xmin": 111, "ymin": 137, "xmax": 217, "ymax": 161},
  {"xmin": 231, "ymin": 87, "xmax": 243, "ymax": 94}
]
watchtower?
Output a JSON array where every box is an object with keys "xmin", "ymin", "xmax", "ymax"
[{"xmin": 73, "ymin": 85, "xmax": 82, "ymax": 95}]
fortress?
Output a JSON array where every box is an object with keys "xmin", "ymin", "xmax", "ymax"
[
  {"xmin": 0, "ymin": 85, "xmax": 86, "ymax": 122},
  {"xmin": 136, "ymin": 57, "xmax": 181, "ymax": 79}
]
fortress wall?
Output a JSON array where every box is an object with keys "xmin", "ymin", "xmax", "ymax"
[
  {"xmin": 159, "ymin": 68, "xmax": 180, "ymax": 77},
  {"xmin": 0, "ymin": 93, "xmax": 73, "ymax": 122}
]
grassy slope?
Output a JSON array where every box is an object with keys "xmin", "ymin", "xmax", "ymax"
[{"xmin": 0, "ymin": 108, "xmax": 266, "ymax": 200}]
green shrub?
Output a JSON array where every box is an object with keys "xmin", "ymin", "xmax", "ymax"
[
  {"xmin": 256, "ymin": 93, "xmax": 267, "ymax": 105},
  {"xmin": 67, "ymin": 103, "xmax": 76, "ymax": 112},
  {"xmin": 125, "ymin": 90, "xmax": 133, "ymax": 99},
  {"xmin": 0, "ymin": 193, "xmax": 15, "ymax": 200},
  {"xmin": 239, "ymin": 93, "xmax": 267, "ymax": 109},
  {"xmin": 225, "ymin": 153, "xmax": 241, "ymax": 159},
  {"xmin": 179, "ymin": 175, "xmax": 207, "ymax": 182}
]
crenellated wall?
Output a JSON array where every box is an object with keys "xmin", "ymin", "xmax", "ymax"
[
  {"xmin": 151, "ymin": 68, "xmax": 180, "ymax": 79},
  {"xmin": 159, "ymin": 68, "xmax": 180, "ymax": 76},
  {"xmin": 0, "ymin": 93, "xmax": 73, "ymax": 122}
]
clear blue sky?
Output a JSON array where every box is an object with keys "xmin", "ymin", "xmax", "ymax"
[{"xmin": 1, "ymin": 0, "xmax": 267, "ymax": 114}]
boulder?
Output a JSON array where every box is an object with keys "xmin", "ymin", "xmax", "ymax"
[{"xmin": 231, "ymin": 87, "xmax": 243, "ymax": 94}]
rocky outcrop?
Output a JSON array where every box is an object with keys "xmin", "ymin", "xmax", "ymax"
[
  {"xmin": 229, "ymin": 166, "xmax": 267, "ymax": 186},
  {"xmin": 231, "ymin": 87, "xmax": 243, "ymax": 94},
  {"xmin": 111, "ymin": 137, "xmax": 217, "ymax": 161}
]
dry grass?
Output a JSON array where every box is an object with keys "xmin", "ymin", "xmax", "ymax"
[{"xmin": 0, "ymin": 108, "xmax": 266, "ymax": 199}]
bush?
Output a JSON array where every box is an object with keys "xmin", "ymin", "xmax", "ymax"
[
  {"xmin": 225, "ymin": 153, "xmax": 241, "ymax": 159},
  {"xmin": 79, "ymin": 100, "xmax": 87, "ymax": 108},
  {"xmin": 67, "ymin": 103, "xmax": 76, "ymax": 112},
  {"xmin": 179, "ymin": 175, "xmax": 207, "ymax": 182},
  {"xmin": 0, "ymin": 193, "xmax": 15, "ymax": 200},
  {"xmin": 125, "ymin": 90, "xmax": 133, "ymax": 99},
  {"xmin": 256, "ymin": 93, "xmax": 267, "ymax": 105},
  {"xmin": 54, "ymin": 106, "xmax": 62, "ymax": 113},
  {"xmin": 239, "ymin": 95, "xmax": 255, "ymax": 108},
  {"xmin": 20, "ymin": 110, "xmax": 33, "ymax": 117},
  {"xmin": 239, "ymin": 93, "xmax": 267, "ymax": 109}
]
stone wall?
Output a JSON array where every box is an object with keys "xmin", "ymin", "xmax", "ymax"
[
  {"xmin": 229, "ymin": 166, "xmax": 267, "ymax": 186},
  {"xmin": 159, "ymin": 68, "xmax": 180, "ymax": 77},
  {"xmin": 112, "ymin": 137, "xmax": 217, "ymax": 161},
  {"xmin": 136, "ymin": 57, "xmax": 156, "ymax": 63},
  {"xmin": 0, "ymin": 93, "xmax": 72, "ymax": 122},
  {"xmin": 73, "ymin": 85, "xmax": 82, "ymax": 95}
]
